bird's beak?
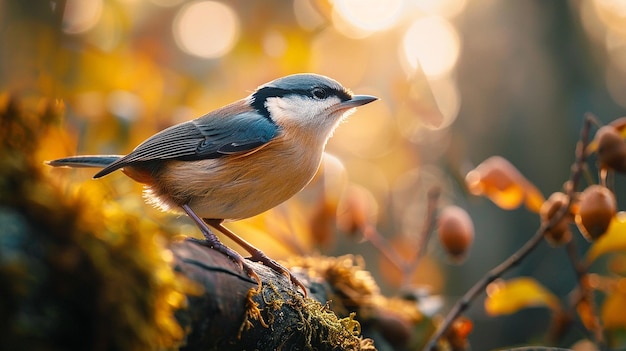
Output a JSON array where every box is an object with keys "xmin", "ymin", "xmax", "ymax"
[{"xmin": 335, "ymin": 95, "xmax": 378, "ymax": 110}]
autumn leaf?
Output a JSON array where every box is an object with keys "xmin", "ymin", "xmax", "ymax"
[
  {"xmin": 465, "ymin": 156, "xmax": 545, "ymax": 212},
  {"xmin": 585, "ymin": 211, "xmax": 626, "ymax": 264},
  {"xmin": 601, "ymin": 286, "xmax": 626, "ymax": 329},
  {"xmin": 484, "ymin": 277, "xmax": 559, "ymax": 316}
]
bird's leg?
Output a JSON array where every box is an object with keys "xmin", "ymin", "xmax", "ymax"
[
  {"xmin": 181, "ymin": 204, "xmax": 261, "ymax": 291},
  {"xmin": 204, "ymin": 218, "xmax": 308, "ymax": 297}
]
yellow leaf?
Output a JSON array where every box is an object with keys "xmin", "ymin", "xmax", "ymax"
[
  {"xmin": 586, "ymin": 212, "xmax": 626, "ymax": 264},
  {"xmin": 601, "ymin": 289, "xmax": 626, "ymax": 329},
  {"xmin": 484, "ymin": 277, "xmax": 560, "ymax": 316},
  {"xmin": 465, "ymin": 156, "xmax": 544, "ymax": 212},
  {"xmin": 524, "ymin": 185, "xmax": 547, "ymax": 213}
]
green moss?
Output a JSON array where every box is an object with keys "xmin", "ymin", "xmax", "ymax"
[{"xmin": 0, "ymin": 95, "xmax": 194, "ymax": 351}]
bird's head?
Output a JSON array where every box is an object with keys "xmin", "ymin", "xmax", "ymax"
[{"xmin": 249, "ymin": 73, "xmax": 377, "ymax": 138}]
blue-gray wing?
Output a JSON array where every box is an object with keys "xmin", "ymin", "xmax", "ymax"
[{"xmin": 93, "ymin": 111, "xmax": 278, "ymax": 178}]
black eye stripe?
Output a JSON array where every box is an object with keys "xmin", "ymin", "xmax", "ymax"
[
  {"xmin": 251, "ymin": 86, "xmax": 352, "ymax": 118},
  {"xmin": 250, "ymin": 87, "xmax": 289, "ymax": 119}
]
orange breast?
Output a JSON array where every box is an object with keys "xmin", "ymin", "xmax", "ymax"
[{"xmin": 142, "ymin": 131, "xmax": 325, "ymax": 220}]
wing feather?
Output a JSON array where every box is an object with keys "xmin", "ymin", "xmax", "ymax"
[{"xmin": 93, "ymin": 110, "xmax": 278, "ymax": 178}]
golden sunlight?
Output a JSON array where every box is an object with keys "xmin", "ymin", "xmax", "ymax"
[
  {"xmin": 332, "ymin": 0, "xmax": 404, "ymax": 36},
  {"xmin": 401, "ymin": 16, "xmax": 460, "ymax": 78},
  {"xmin": 293, "ymin": 0, "xmax": 325, "ymax": 31},
  {"xmin": 413, "ymin": 0, "xmax": 468, "ymax": 18},
  {"xmin": 62, "ymin": 0, "xmax": 103, "ymax": 34},
  {"xmin": 173, "ymin": 1, "xmax": 240, "ymax": 59},
  {"xmin": 263, "ymin": 30, "xmax": 288, "ymax": 58},
  {"xmin": 151, "ymin": 0, "xmax": 185, "ymax": 7},
  {"xmin": 592, "ymin": 0, "xmax": 626, "ymax": 36}
]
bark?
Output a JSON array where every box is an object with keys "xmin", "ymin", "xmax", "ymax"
[{"xmin": 172, "ymin": 241, "xmax": 374, "ymax": 351}]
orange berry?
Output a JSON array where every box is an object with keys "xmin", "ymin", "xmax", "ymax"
[
  {"xmin": 575, "ymin": 185, "xmax": 617, "ymax": 241},
  {"xmin": 444, "ymin": 316, "xmax": 473, "ymax": 351},
  {"xmin": 437, "ymin": 206, "xmax": 474, "ymax": 262},
  {"xmin": 539, "ymin": 192, "xmax": 573, "ymax": 246},
  {"xmin": 596, "ymin": 125, "xmax": 626, "ymax": 172}
]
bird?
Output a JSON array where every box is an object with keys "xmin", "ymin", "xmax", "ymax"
[{"xmin": 47, "ymin": 73, "xmax": 377, "ymax": 295}]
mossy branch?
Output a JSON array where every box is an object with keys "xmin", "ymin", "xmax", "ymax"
[{"xmin": 172, "ymin": 241, "xmax": 375, "ymax": 351}]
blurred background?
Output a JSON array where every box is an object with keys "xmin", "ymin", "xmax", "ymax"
[{"xmin": 2, "ymin": 0, "xmax": 626, "ymax": 349}]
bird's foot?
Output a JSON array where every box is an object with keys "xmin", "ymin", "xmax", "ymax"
[
  {"xmin": 181, "ymin": 205, "xmax": 306, "ymax": 296},
  {"xmin": 186, "ymin": 237, "xmax": 262, "ymax": 292},
  {"xmin": 247, "ymin": 248, "xmax": 307, "ymax": 297}
]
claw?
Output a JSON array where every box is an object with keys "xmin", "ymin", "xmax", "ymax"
[
  {"xmin": 182, "ymin": 204, "xmax": 308, "ymax": 297},
  {"xmin": 241, "ymin": 261, "xmax": 263, "ymax": 293},
  {"xmin": 247, "ymin": 248, "xmax": 308, "ymax": 297}
]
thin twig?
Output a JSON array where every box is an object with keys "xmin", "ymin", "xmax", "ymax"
[
  {"xmin": 565, "ymin": 240, "xmax": 605, "ymax": 348},
  {"xmin": 402, "ymin": 186, "xmax": 441, "ymax": 288},
  {"xmin": 423, "ymin": 115, "xmax": 594, "ymax": 350},
  {"xmin": 423, "ymin": 222, "xmax": 549, "ymax": 350},
  {"xmin": 362, "ymin": 186, "xmax": 441, "ymax": 288},
  {"xmin": 362, "ymin": 224, "xmax": 407, "ymax": 272}
]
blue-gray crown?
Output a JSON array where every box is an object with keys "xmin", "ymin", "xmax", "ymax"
[{"xmin": 251, "ymin": 73, "xmax": 352, "ymax": 118}]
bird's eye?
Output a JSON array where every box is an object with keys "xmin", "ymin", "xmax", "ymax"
[{"xmin": 312, "ymin": 88, "xmax": 327, "ymax": 100}]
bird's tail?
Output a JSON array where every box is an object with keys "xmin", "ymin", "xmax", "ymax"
[{"xmin": 46, "ymin": 155, "xmax": 122, "ymax": 170}]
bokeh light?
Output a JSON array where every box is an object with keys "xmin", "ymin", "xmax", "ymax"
[
  {"xmin": 579, "ymin": 0, "xmax": 605, "ymax": 44},
  {"xmin": 580, "ymin": 0, "xmax": 626, "ymax": 109},
  {"xmin": 310, "ymin": 29, "xmax": 368, "ymax": 86},
  {"xmin": 107, "ymin": 90, "xmax": 143, "ymax": 122},
  {"xmin": 151, "ymin": 0, "xmax": 185, "ymax": 7},
  {"xmin": 293, "ymin": 0, "xmax": 325, "ymax": 31},
  {"xmin": 592, "ymin": 0, "xmax": 626, "ymax": 36},
  {"xmin": 401, "ymin": 16, "xmax": 460, "ymax": 78},
  {"xmin": 62, "ymin": 0, "xmax": 103, "ymax": 34},
  {"xmin": 413, "ymin": 0, "xmax": 468, "ymax": 18},
  {"xmin": 263, "ymin": 30, "xmax": 288, "ymax": 58},
  {"xmin": 73, "ymin": 92, "xmax": 107, "ymax": 121},
  {"xmin": 332, "ymin": 0, "xmax": 404, "ymax": 35},
  {"xmin": 173, "ymin": 1, "xmax": 240, "ymax": 59}
]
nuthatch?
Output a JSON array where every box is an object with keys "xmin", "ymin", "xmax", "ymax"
[{"xmin": 47, "ymin": 73, "xmax": 377, "ymax": 294}]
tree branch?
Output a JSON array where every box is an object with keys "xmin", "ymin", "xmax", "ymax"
[
  {"xmin": 423, "ymin": 115, "xmax": 593, "ymax": 350},
  {"xmin": 172, "ymin": 241, "xmax": 376, "ymax": 351}
]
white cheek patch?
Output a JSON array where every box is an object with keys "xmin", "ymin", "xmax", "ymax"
[{"xmin": 265, "ymin": 95, "xmax": 342, "ymax": 132}]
